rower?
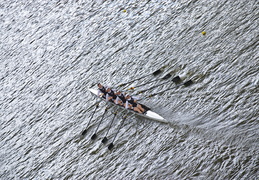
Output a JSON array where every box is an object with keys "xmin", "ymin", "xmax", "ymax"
[
  {"xmin": 106, "ymin": 88, "xmax": 117, "ymax": 102},
  {"xmin": 97, "ymin": 83, "xmax": 107, "ymax": 98},
  {"xmin": 114, "ymin": 91, "xmax": 126, "ymax": 106},
  {"xmin": 125, "ymin": 95, "xmax": 145, "ymax": 113}
]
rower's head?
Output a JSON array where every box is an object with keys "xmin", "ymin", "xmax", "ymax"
[
  {"xmin": 97, "ymin": 83, "xmax": 103, "ymax": 88},
  {"xmin": 125, "ymin": 94, "xmax": 131, "ymax": 99},
  {"xmin": 106, "ymin": 88, "xmax": 111, "ymax": 92},
  {"xmin": 115, "ymin": 91, "xmax": 121, "ymax": 95}
]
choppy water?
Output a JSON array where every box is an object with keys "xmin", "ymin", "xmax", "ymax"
[{"xmin": 1, "ymin": 0, "xmax": 258, "ymax": 179}]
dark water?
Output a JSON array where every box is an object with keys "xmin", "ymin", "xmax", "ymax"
[{"xmin": 1, "ymin": 0, "xmax": 258, "ymax": 179}]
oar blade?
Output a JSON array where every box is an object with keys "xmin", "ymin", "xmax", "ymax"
[
  {"xmin": 183, "ymin": 80, "xmax": 193, "ymax": 87},
  {"xmin": 82, "ymin": 129, "xmax": 87, "ymax": 136},
  {"xmin": 108, "ymin": 143, "xmax": 114, "ymax": 150},
  {"xmin": 152, "ymin": 69, "xmax": 162, "ymax": 76},
  {"xmin": 102, "ymin": 137, "xmax": 108, "ymax": 144},
  {"xmin": 91, "ymin": 134, "xmax": 97, "ymax": 140},
  {"xmin": 152, "ymin": 65, "xmax": 168, "ymax": 76},
  {"xmin": 162, "ymin": 73, "xmax": 172, "ymax": 80},
  {"xmin": 172, "ymin": 76, "xmax": 181, "ymax": 84}
]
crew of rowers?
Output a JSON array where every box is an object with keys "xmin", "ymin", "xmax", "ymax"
[{"xmin": 97, "ymin": 83, "xmax": 145, "ymax": 114}]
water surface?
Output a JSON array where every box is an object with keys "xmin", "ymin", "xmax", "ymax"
[{"xmin": 1, "ymin": 0, "xmax": 258, "ymax": 179}]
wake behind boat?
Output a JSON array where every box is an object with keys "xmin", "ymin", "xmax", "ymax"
[{"xmin": 88, "ymin": 88, "xmax": 167, "ymax": 123}]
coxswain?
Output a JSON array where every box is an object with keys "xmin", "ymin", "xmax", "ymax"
[
  {"xmin": 125, "ymin": 95, "xmax": 145, "ymax": 113},
  {"xmin": 97, "ymin": 83, "xmax": 107, "ymax": 98}
]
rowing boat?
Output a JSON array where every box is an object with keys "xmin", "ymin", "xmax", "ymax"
[{"xmin": 88, "ymin": 88, "xmax": 167, "ymax": 123}]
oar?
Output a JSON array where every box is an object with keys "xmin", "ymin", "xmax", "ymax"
[
  {"xmin": 143, "ymin": 80, "xmax": 194, "ymax": 99},
  {"xmin": 135, "ymin": 76, "xmax": 183, "ymax": 95},
  {"xmin": 81, "ymin": 103, "xmax": 100, "ymax": 136},
  {"xmin": 116, "ymin": 65, "xmax": 168, "ymax": 88},
  {"xmin": 101, "ymin": 111, "xmax": 118, "ymax": 144},
  {"xmin": 127, "ymin": 72, "xmax": 178, "ymax": 90},
  {"xmin": 108, "ymin": 114, "xmax": 128, "ymax": 150},
  {"xmin": 91, "ymin": 106, "xmax": 110, "ymax": 140},
  {"xmin": 85, "ymin": 100, "xmax": 102, "ymax": 111}
]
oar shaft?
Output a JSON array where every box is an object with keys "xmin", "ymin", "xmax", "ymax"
[
  {"xmin": 91, "ymin": 106, "xmax": 113, "ymax": 140},
  {"xmin": 101, "ymin": 111, "xmax": 118, "ymax": 144},
  {"xmin": 111, "ymin": 116, "xmax": 126, "ymax": 143},
  {"xmin": 148, "ymin": 83, "xmax": 182, "ymax": 97},
  {"xmin": 86, "ymin": 100, "xmax": 102, "ymax": 111},
  {"xmin": 108, "ymin": 114, "xmax": 128, "ymax": 150},
  {"xmin": 136, "ymin": 80, "xmax": 171, "ymax": 94},
  {"xmin": 144, "ymin": 80, "xmax": 194, "ymax": 98},
  {"xmin": 127, "ymin": 72, "xmax": 175, "ymax": 90},
  {"xmin": 82, "ymin": 103, "xmax": 100, "ymax": 136},
  {"xmin": 86, "ymin": 104, "xmax": 99, "ymax": 127},
  {"xmin": 105, "ymin": 112, "xmax": 117, "ymax": 136},
  {"xmin": 116, "ymin": 65, "xmax": 168, "ymax": 88},
  {"xmin": 128, "ymin": 78, "xmax": 162, "ymax": 90},
  {"xmin": 117, "ymin": 74, "xmax": 151, "ymax": 87},
  {"xmin": 94, "ymin": 107, "xmax": 109, "ymax": 133}
]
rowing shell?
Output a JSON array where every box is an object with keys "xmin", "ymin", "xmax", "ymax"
[{"xmin": 88, "ymin": 88, "xmax": 167, "ymax": 123}]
